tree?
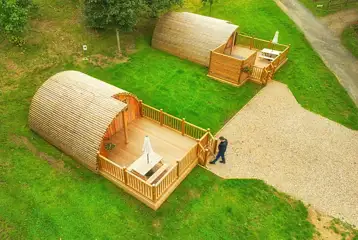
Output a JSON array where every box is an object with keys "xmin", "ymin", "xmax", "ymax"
[
  {"xmin": 0, "ymin": 0, "xmax": 33, "ymax": 45},
  {"xmin": 144, "ymin": 0, "xmax": 183, "ymax": 17},
  {"xmin": 84, "ymin": 0, "xmax": 183, "ymax": 53},
  {"xmin": 201, "ymin": 0, "xmax": 214, "ymax": 16}
]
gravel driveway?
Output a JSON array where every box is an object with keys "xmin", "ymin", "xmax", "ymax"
[{"xmin": 208, "ymin": 81, "xmax": 358, "ymax": 226}]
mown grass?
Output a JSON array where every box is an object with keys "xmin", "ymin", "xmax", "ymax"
[
  {"xmin": 342, "ymin": 23, "xmax": 358, "ymax": 58},
  {"xmin": 0, "ymin": 0, "xmax": 357, "ymax": 238},
  {"xmin": 297, "ymin": 0, "xmax": 358, "ymax": 16}
]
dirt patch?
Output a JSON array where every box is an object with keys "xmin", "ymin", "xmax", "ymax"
[
  {"xmin": 152, "ymin": 219, "xmax": 162, "ymax": 231},
  {"xmin": 11, "ymin": 135, "xmax": 65, "ymax": 171},
  {"xmin": 320, "ymin": 9, "xmax": 358, "ymax": 36},
  {"xmin": 308, "ymin": 206, "xmax": 357, "ymax": 240},
  {"xmin": 188, "ymin": 189, "xmax": 201, "ymax": 199},
  {"xmin": 75, "ymin": 54, "xmax": 128, "ymax": 68},
  {"xmin": 0, "ymin": 218, "xmax": 13, "ymax": 240}
]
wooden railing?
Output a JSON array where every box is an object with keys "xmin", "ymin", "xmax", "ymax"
[
  {"xmin": 177, "ymin": 144, "xmax": 198, "ymax": 176},
  {"xmin": 251, "ymin": 66, "xmax": 263, "ymax": 82},
  {"xmin": 98, "ymin": 154, "xmax": 126, "ymax": 182},
  {"xmin": 154, "ymin": 164, "xmax": 179, "ymax": 199},
  {"xmin": 142, "ymin": 103, "xmax": 207, "ymax": 140},
  {"xmin": 126, "ymin": 170, "xmax": 154, "ymax": 200},
  {"xmin": 236, "ymin": 33, "xmax": 288, "ymax": 52}
]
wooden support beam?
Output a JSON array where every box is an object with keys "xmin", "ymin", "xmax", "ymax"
[
  {"xmin": 122, "ymin": 111, "xmax": 129, "ymax": 144},
  {"xmin": 139, "ymin": 100, "xmax": 143, "ymax": 117},
  {"xmin": 181, "ymin": 118, "xmax": 186, "ymax": 136},
  {"xmin": 160, "ymin": 109, "xmax": 164, "ymax": 126}
]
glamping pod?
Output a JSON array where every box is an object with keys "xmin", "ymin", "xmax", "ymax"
[
  {"xmin": 28, "ymin": 71, "xmax": 140, "ymax": 171},
  {"xmin": 152, "ymin": 12, "xmax": 290, "ymax": 87},
  {"xmin": 29, "ymin": 71, "xmax": 218, "ymax": 209},
  {"xmin": 152, "ymin": 12, "xmax": 239, "ymax": 67}
]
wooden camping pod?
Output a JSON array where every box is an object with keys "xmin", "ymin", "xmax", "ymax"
[
  {"xmin": 152, "ymin": 12, "xmax": 239, "ymax": 67},
  {"xmin": 28, "ymin": 71, "xmax": 140, "ymax": 171}
]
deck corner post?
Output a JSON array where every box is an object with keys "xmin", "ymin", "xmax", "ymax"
[
  {"xmin": 213, "ymin": 139, "xmax": 218, "ymax": 154},
  {"xmin": 268, "ymin": 40, "xmax": 272, "ymax": 49},
  {"xmin": 160, "ymin": 109, "xmax": 164, "ymax": 126},
  {"xmin": 181, "ymin": 118, "xmax": 186, "ymax": 136},
  {"xmin": 196, "ymin": 139, "xmax": 200, "ymax": 154},
  {"xmin": 152, "ymin": 185, "xmax": 157, "ymax": 202},
  {"xmin": 176, "ymin": 161, "xmax": 180, "ymax": 177},
  {"xmin": 250, "ymin": 36, "xmax": 254, "ymax": 49},
  {"xmin": 203, "ymin": 149, "xmax": 209, "ymax": 166}
]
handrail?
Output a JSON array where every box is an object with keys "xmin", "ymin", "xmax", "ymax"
[
  {"xmin": 211, "ymin": 49, "xmax": 247, "ymax": 61},
  {"xmin": 154, "ymin": 164, "xmax": 177, "ymax": 187},
  {"xmin": 99, "ymin": 154, "xmax": 123, "ymax": 169}
]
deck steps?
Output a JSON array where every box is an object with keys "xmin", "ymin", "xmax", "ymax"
[{"xmin": 147, "ymin": 163, "xmax": 168, "ymax": 184}]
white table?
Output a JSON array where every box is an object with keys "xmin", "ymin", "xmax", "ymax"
[
  {"xmin": 127, "ymin": 152, "xmax": 163, "ymax": 176},
  {"xmin": 260, "ymin": 48, "xmax": 282, "ymax": 61}
]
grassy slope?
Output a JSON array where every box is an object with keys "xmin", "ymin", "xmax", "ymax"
[
  {"xmin": 298, "ymin": 0, "xmax": 358, "ymax": 16},
  {"xmin": 342, "ymin": 24, "xmax": 358, "ymax": 58}
]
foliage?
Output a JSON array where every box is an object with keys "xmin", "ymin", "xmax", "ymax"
[
  {"xmin": 84, "ymin": 0, "xmax": 183, "ymax": 31},
  {"xmin": 144, "ymin": 0, "xmax": 183, "ymax": 17},
  {"xmin": 84, "ymin": 0, "xmax": 143, "ymax": 31},
  {"xmin": 0, "ymin": 0, "xmax": 33, "ymax": 42},
  {"xmin": 201, "ymin": 0, "xmax": 214, "ymax": 15},
  {"xmin": 341, "ymin": 23, "xmax": 358, "ymax": 59},
  {"xmin": 242, "ymin": 66, "xmax": 253, "ymax": 74}
]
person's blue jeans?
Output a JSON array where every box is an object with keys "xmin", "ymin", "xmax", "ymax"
[{"xmin": 211, "ymin": 151, "xmax": 225, "ymax": 163}]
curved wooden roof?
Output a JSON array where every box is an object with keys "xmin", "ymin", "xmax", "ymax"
[
  {"xmin": 152, "ymin": 12, "xmax": 239, "ymax": 66},
  {"xmin": 29, "ymin": 71, "xmax": 128, "ymax": 171}
]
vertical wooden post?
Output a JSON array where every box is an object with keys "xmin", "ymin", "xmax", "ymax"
[
  {"xmin": 160, "ymin": 109, "xmax": 164, "ymax": 126},
  {"xmin": 123, "ymin": 168, "xmax": 128, "ymax": 184},
  {"xmin": 238, "ymin": 60, "xmax": 244, "ymax": 85},
  {"xmin": 196, "ymin": 139, "xmax": 200, "ymax": 155},
  {"xmin": 181, "ymin": 118, "xmax": 185, "ymax": 136},
  {"xmin": 97, "ymin": 151, "xmax": 101, "ymax": 171},
  {"xmin": 152, "ymin": 186, "xmax": 157, "ymax": 202},
  {"xmin": 250, "ymin": 37, "xmax": 254, "ymax": 50},
  {"xmin": 213, "ymin": 139, "xmax": 218, "ymax": 154},
  {"xmin": 268, "ymin": 40, "xmax": 272, "ymax": 49},
  {"xmin": 176, "ymin": 161, "xmax": 180, "ymax": 177},
  {"xmin": 139, "ymin": 100, "xmax": 143, "ymax": 117},
  {"xmin": 203, "ymin": 149, "xmax": 209, "ymax": 166},
  {"xmin": 122, "ymin": 111, "xmax": 129, "ymax": 144},
  {"xmin": 209, "ymin": 51, "xmax": 213, "ymax": 74}
]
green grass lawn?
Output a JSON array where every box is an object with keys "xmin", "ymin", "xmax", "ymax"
[
  {"xmin": 1, "ymin": 0, "xmax": 358, "ymax": 238},
  {"xmin": 342, "ymin": 23, "xmax": 358, "ymax": 58},
  {"xmin": 297, "ymin": 0, "xmax": 358, "ymax": 16}
]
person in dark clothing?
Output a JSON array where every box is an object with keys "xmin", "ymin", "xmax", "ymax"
[{"xmin": 209, "ymin": 136, "xmax": 228, "ymax": 164}]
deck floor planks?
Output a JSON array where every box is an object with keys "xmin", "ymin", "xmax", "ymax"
[{"xmin": 105, "ymin": 118, "xmax": 196, "ymax": 167}]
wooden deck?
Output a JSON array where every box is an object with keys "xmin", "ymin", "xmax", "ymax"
[
  {"xmin": 104, "ymin": 117, "xmax": 197, "ymax": 168},
  {"xmin": 231, "ymin": 45, "xmax": 270, "ymax": 68}
]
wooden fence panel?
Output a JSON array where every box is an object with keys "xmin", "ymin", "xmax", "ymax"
[
  {"xmin": 177, "ymin": 144, "xmax": 198, "ymax": 176},
  {"xmin": 126, "ymin": 171, "xmax": 154, "ymax": 200},
  {"xmin": 98, "ymin": 155, "xmax": 125, "ymax": 182},
  {"xmin": 185, "ymin": 122, "xmax": 207, "ymax": 139},
  {"xmin": 251, "ymin": 66, "xmax": 263, "ymax": 81},
  {"xmin": 155, "ymin": 164, "xmax": 178, "ymax": 199},
  {"xmin": 142, "ymin": 104, "xmax": 160, "ymax": 123},
  {"xmin": 163, "ymin": 113, "xmax": 182, "ymax": 133}
]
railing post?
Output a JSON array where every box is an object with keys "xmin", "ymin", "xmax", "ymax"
[
  {"xmin": 213, "ymin": 139, "xmax": 218, "ymax": 154},
  {"xmin": 123, "ymin": 168, "xmax": 128, "ymax": 184},
  {"xmin": 152, "ymin": 186, "xmax": 157, "ymax": 202},
  {"xmin": 268, "ymin": 40, "xmax": 272, "ymax": 49},
  {"xmin": 250, "ymin": 36, "xmax": 254, "ymax": 50},
  {"xmin": 160, "ymin": 109, "xmax": 164, "ymax": 126},
  {"xmin": 176, "ymin": 160, "xmax": 180, "ymax": 177},
  {"xmin": 203, "ymin": 149, "xmax": 209, "ymax": 166},
  {"xmin": 139, "ymin": 100, "xmax": 143, "ymax": 117},
  {"xmin": 196, "ymin": 139, "xmax": 200, "ymax": 155},
  {"xmin": 181, "ymin": 118, "xmax": 185, "ymax": 136}
]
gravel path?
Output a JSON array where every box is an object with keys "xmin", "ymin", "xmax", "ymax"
[
  {"xmin": 208, "ymin": 81, "xmax": 358, "ymax": 226},
  {"xmin": 275, "ymin": 0, "xmax": 358, "ymax": 106}
]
